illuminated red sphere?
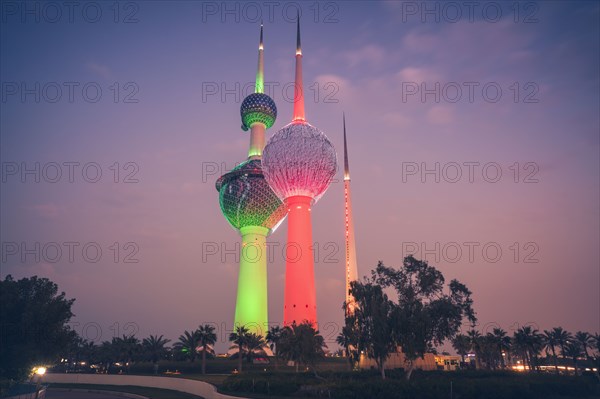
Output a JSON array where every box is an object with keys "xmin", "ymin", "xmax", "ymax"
[{"xmin": 262, "ymin": 122, "xmax": 337, "ymax": 202}]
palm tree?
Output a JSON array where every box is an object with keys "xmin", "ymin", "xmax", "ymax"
[
  {"xmin": 245, "ymin": 333, "xmax": 267, "ymax": 363},
  {"xmin": 513, "ymin": 326, "xmax": 542, "ymax": 371},
  {"xmin": 592, "ymin": 333, "xmax": 600, "ymax": 380},
  {"xmin": 98, "ymin": 340, "xmax": 118, "ymax": 372},
  {"xmin": 451, "ymin": 334, "xmax": 470, "ymax": 367},
  {"xmin": 592, "ymin": 333, "xmax": 600, "ymax": 364},
  {"xmin": 142, "ymin": 335, "xmax": 170, "ymax": 372},
  {"xmin": 492, "ymin": 328, "xmax": 511, "ymax": 369},
  {"xmin": 278, "ymin": 323, "xmax": 327, "ymax": 375},
  {"xmin": 575, "ymin": 331, "xmax": 592, "ymax": 360},
  {"xmin": 477, "ymin": 334, "xmax": 500, "ymax": 370},
  {"xmin": 552, "ymin": 327, "xmax": 573, "ymax": 358},
  {"xmin": 529, "ymin": 329, "xmax": 545, "ymax": 372},
  {"xmin": 196, "ymin": 325, "xmax": 217, "ymax": 374},
  {"xmin": 174, "ymin": 330, "xmax": 200, "ymax": 362},
  {"xmin": 543, "ymin": 329, "xmax": 560, "ymax": 374},
  {"xmin": 467, "ymin": 330, "xmax": 482, "ymax": 369},
  {"xmin": 113, "ymin": 335, "xmax": 141, "ymax": 372},
  {"xmin": 278, "ymin": 325, "xmax": 303, "ymax": 373},
  {"xmin": 229, "ymin": 326, "xmax": 250, "ymax": 373},
  {"xmin": 336, "ymin": 322, "xmax": 360, "ymax": 371},
  {"xmin": 563, "ymin": 341, "xmax": 583, "ymax": 376},
  {"xmin": 512, "ymin": 329, "xmax": 530, "ymax": 370},
  {"xmin": 70, "ymin": 338, "xmax": 97, "ymax": 366},
  {"xmin": 266, "ymin": 326, "xmax": 283, "ymax": 370}
]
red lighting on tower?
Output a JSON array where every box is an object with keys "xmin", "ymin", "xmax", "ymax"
[{"xmin": 263, "ymin": 15, "xmax": 337, "ymax": 327}]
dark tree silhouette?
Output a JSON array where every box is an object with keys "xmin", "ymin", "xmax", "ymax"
[
  {"xmin": 347, "ymin": 278, "xmax": 396, "ymax": 379},
  {"xmin": 266, "ymin": 326, "xmax": 283, "ymax": 370},
  {"xmin": 142, "ymin": 335, "xmax": 170, "ymax": 371},
  {"xmin": 451, "ymin": 334, "xmax": 470, "ymax": 366},
  {"xmin": 197, "ymin": 325, "xmax": 217, "ymax": 375},
  {"xmin": 229, "ymin": 326, "xmax": 250, "ymax": 373},
  {"xmin": 563, "ymin": 341, "xmax": 583, "ymax": 376},
  {"xmin": 543, "ymin": 329, "xmax": 560, "ymax": 374},
  {"xmin": 277, "ymin": 322, "xmax": 327, "ymax": 376},
  {"xmin": 552, "ymin": 327, "xmax": 573, "ymax": 358},
  {"xmin": 174, "ymin": 330, "xmax": 200, "ymax": 362},
  {"xmin": 336, "ymin": 319, "xmax": 360, "ymax": 371},
  {"xmin": 0, "ymin": 275, "xmax": 77, "ymax": 381},
  {"xmin": 371, "ymin": 257, "xmax": 477, "ymax": 380},
  {"xmin": 575, "ymin": 331, "xmax": 593, "ymax": 360}
]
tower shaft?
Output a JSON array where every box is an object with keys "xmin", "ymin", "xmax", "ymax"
[
  {"xmin": 344, "ymin": 179, "xmax": 358, "ymax": 313},
  {"xmin": 283, "ymin": 195, "xmax": 317, "ymax": 326},
  {"xmin": 343, "ymin": 115, "xmax": 358, "ymax": 314},
  {"xmin": 248, "ymin": 123, "xmax": 266, "ymax": 159},
  {"xmin": 221, "ymin": 23, "xmax": 281, "ymax": 339},
  {"xmin": 234, "ymin": 226, "xmax": 270, "ymax": 336}
]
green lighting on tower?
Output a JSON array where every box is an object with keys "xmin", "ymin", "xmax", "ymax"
[
  {"xmin": 255, "ymin": 22, "xmax": 264, "ymax": 94},
  {"xmin": 215, "ymin": 23, "xmax": 284, "ymax": 336}
]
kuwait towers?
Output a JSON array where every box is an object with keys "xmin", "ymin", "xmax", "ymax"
[
  {"xmin": 263, "ymin": 16, "xmax": 337, "ymax": 327},
  {"xmin": 215, "ymin": 24, "xmax": 286, "ymax": 336},
  {"xmin": 343, "ymin": 115, "xmax": 358, "ymax": 314}
]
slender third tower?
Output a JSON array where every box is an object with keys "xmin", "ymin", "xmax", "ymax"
[
  {"xmin": 343, "ymin": 114, "xmax": 358, "ymax": 315},
  {"xmin": 216, "ymin": 24, "xmax": 286, "ymax": 336},
  {"xmin": 262, "ymin": 16, "xmax": 337, "ymax": 327}
]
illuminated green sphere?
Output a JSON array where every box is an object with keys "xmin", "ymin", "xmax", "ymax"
[
  {"xmin": 240, "ymin": 93, "xmax": 277, "ymax": 131},
  {"xmin": 215, "ymin": 159, "xmax": 286, "ymax": 232}
]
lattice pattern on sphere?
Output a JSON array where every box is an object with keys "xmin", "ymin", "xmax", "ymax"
[
  {"xmin": 262, "ymin": 122, "xmax": 337, "ymax": 202},
  {"xmin": 215, "ymin": 159, "xmax": 287, "ymax": 232},
  {"xmin": 240, "ymin": 93, "xmax": 277, "ymax": 131}
]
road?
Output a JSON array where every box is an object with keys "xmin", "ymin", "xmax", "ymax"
[{"xmin": 46, "ymin": 389, "xmax": 144, "ymax": 399}]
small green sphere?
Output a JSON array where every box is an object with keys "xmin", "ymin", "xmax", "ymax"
[{"xmin": 240, "ymin": 93, "xmax": 277, "ymax": 130}]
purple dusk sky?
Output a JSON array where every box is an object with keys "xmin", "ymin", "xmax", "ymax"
[{"xmin": 1, "ymin": 1, "xmax": 598, "ymax": 353}]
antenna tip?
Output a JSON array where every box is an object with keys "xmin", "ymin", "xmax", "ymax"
[{"xmin": 296, "ymin": 11, "xmax": 302, "ymax": 53}]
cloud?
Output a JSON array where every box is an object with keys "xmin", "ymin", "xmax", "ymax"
[
  {"xmin": 314, "ymin": 73, "xmax": 356, "ymax": 103},
  {"xmin": 86, "ymin": 62, "xmax": 113, "ymax": 80},
  {"xmin": 340, "ymin": 44, "xmax": 385, "ymax": 68},
  {"xmin": 427, "ymin": 105, "xmax": 455, "ymax": 125},
  {"xmin": 402, "ymin": 31, "xmax": 439, "ymax": 54},
  {"xmin": 396, "ymin": 67, "xmax": 441, "ymax": 83},
  {"xmin": 27, "ymin": 203, "xmax": 61, "ymax": 219},
  {"xmin": 382, "ymin": 112, "xmax": 412, "ymax": 129},
  {"xmin": 400, "ymin": 20, "xmax": 538, "ymax": 78}
]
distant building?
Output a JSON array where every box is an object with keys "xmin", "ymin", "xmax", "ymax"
[{"xmin": 435, "ymin": 355, "xmax": 462, "ymax": 371}]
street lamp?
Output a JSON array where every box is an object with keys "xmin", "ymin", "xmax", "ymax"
[{"xmin": 32, "ymin": 366, "xmax": 46, "ymax": 399}]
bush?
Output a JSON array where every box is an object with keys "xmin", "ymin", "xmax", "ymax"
[
  {"xmin": 221, "ymin": 373, "xmax": 302, "ymax": 396},
  {"xmin": 220, "ymin": 370, "xmax": 599, "ymax": 399}
]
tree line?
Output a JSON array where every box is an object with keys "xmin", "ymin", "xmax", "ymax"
[
  {"xmin": 335, "ymin": 257, "xmax": 599, "ymax": 381},
  {"xmin": 451, "ymin": 326, "xmax": 600, "ymax": 375},
  {"xmin": 61, "ymin": 321, "xmax": 328, "ymax": 376},
  {"xmin": 2, "ymin": 257, "xmax": 598, "ymax": 386}
]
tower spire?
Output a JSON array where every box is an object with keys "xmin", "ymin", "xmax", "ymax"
[
  {"xmin": 292, "ymin": 12, "xmax": 305, "ymax": 123},
  {"xmin": 343, "ymin": 113, "xmax": 350, "ymax": 180},
  {"xmin": 255, "ymin": 22, "xmax": 264, "ymax": 94},
  {"xmin": 343, "ymin": 114, "xmax": 358, "ymax": 315},
  {"xmin": 241, "ymin": 22, "xmax": 277, "ymax": 157},
  {"xmin": 296, "ymin": 13, "xmax": 301, "ymax": 55}
]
